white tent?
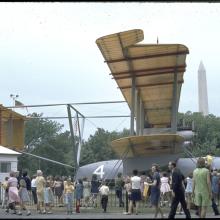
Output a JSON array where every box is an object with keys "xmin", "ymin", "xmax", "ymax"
[{"xmin": 0, "ymin": 145, "xmax": 21, "ymax": 156}]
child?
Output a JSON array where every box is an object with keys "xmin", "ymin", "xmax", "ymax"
[
  {"xmin": 160, "ymin": 172, "xmax": 171, "ymax": 207},
  {"xmin": 99, "ymin": 181, "xmax": 109, "ymax": 213},
  {"xmin": 64, "ymin": 178, "xmax": 74, "ymax": 215}
]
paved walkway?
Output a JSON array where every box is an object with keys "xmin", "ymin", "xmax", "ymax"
[{"xmin": 0, "ymin": 206, "xmax": 219, "ymax": 219}]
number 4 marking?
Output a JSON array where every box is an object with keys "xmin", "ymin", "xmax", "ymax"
[{"xmin": 93, "ymin": 165, "xmax": 105, "ymax": 179}]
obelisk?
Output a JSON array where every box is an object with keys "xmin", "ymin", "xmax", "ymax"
[{"xmin": 198, "ymin": 61, "xmax": 209, "ymax": 115}]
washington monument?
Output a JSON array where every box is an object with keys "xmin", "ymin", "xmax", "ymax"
[{"xmin": 198, "ymin": 61, "xmax": 209, "ymax": 115}]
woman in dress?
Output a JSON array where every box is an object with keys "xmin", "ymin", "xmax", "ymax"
[
  {"xmin": 160, "ymin": 172, "xmax": 171, "ymax": 207},
  {"xmin": 18, "ymin": 177, "xmax": 31, "ymax": 215},
  {"xmin": 6, "ymin": 171, "xmax": 20, "ymax": 214},
  {"xmin": 147, "ymin": 164, "xmax": 164, "ymax": 218},
  {"xmin": 192, "ymin": 157, "xmax": 212, "ymax": 218}
]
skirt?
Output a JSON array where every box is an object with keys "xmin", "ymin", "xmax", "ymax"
[
  {"xmin": 160, "ymin": 183, "xmax": 171, "ymax": 194},
  {"xmin": 9, "ymin": 187, "xmax": 20, "ymax": 203},
  {"xmin": 54, "ymin": 186, "xmax": 63, "ymax": 198},
  {"xmin": 150, "ymin": 189, "xmax": 160, "ymax": 206},
  {"xmin": 19, "ymin": 188, "xmax": 30, "ymax": 202},
  {"xmin": 44, "ymin": 188, "xmax": 54, "ymax": 204}
]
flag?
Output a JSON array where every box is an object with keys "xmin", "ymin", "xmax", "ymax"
[
  {"xmin": 15, "ymin": 100, "xmax": 29, "ymax": 113},
  {"xmin": 15, "ymin": 100, "xmax": 24, "ymax": 106}
]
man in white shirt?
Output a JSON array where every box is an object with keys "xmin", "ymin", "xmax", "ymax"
[
  {"xmin": 128, "ymin": 169, "xmax": 141, "ymax": 215},
  {"xmin": 99, "ymin": 181, "xmax": 109, "ymax": 213},
  {"xmin": 31, "ymin": 175, "xmax": 37, "ymax": 205}
]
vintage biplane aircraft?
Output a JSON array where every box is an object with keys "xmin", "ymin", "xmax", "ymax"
[
  {"xmin": 76, "ymin": 29, "xmax": 218, "ymax": 180},
  {"xmin": 95, "ymin": 29, "xmax": 189, "ymax": 173}
]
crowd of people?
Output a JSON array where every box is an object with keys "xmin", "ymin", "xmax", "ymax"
[{"xmin": 1, "ymin": 157, "xmax": 220, "ymax": 218}]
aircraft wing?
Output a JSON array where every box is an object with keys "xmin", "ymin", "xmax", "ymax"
[{"xmin": 96, "ymin": 29, "xmax": 189, "ymax": 128}]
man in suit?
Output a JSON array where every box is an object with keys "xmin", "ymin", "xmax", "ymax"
[{"xmin": 168, "ymin": 161, "xmax": 191, "ymax": 218}]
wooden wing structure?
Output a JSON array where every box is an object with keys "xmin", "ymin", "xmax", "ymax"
[
  {"xmin": 96, "ymin": 29, "xmax": 189, "ymax": 158},
  {"xmin": 0, "ymin": 104, "xmax": 26, "ymax": 151}
]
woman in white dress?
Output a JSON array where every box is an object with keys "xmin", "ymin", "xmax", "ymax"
[{"xmin": 160, "ymin": 172, "xmax": 171, "ymax": 207}]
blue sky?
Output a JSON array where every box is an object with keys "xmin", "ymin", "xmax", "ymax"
[{"xmin": 0, "ymin": 2, "xmax": 219, "ymax": 139}]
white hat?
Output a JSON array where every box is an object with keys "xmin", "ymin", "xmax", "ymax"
[{"xmin": 37, "ymin": 170, "xmax": 42, "ymax": 175}]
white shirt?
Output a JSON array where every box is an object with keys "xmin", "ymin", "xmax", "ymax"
[
  {"xmin": 31, "ymin": 178, "xmax": 37, "ymax": 188},
  {"xmin": 131, "ymin": 176, "xmax": 141, "ymax": 189},
  {"xmin": 99, "ymin": 185, "xmax": 109, "ymax": 195}
]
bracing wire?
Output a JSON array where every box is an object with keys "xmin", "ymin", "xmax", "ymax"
[
  {"xmin": 20, "ymin": 151, "xmax": 74, "ymax": 168},
  {"xmin": 103, "ymin": 145, "xmax": 130, "ymax": 182},
  {"xmin": 181, "ymin": 145, "xmax": 197, "ymax": 165},
  {"xmin": 114, "ymin": 117, "xmax": 129, "ymax": 131}
]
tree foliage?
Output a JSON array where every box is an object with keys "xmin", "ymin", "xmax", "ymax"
[
  {"xmin": 80, "ymin": 128, "xmax": 130, "ymax": 166},
  {"xmin": 178, "ymin": 111, "xmax": 220, "ymax": 157},
  {"xmin": 18, "ymin": 113, "xmax": 74, "ymax": 176}
]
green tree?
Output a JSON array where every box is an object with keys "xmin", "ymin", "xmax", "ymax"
[
  {"xmin": 178, "ymin": 112, "xmax": 220, "ymax": 157},
  {"xmin": 80, "ymin": 128, "xmax": 130, "ymax": 166},
  {"xmin": 18, "ymin": 113, "xmax": 74, "ymax": 176}
]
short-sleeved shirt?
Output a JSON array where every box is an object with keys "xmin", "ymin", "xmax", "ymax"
[
  {"xmin": 131, "ymin": 176, "xmax": 141, "ymax": 189},
  {"xmin": 31, "ymin": 178, "xmax": 37, "ymax": 188},
  {"xmin": 99, "ymin": 185, "xmax": 109, "ymax": 195}
]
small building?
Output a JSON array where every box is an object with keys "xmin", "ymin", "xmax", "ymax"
[
  {"xmin": 0, "ymin": 145, "xmax": 21, "ymax": 183},
  {"xmin": 0, "ymin": 104, "xmax": 26, "ymax": 151}
]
